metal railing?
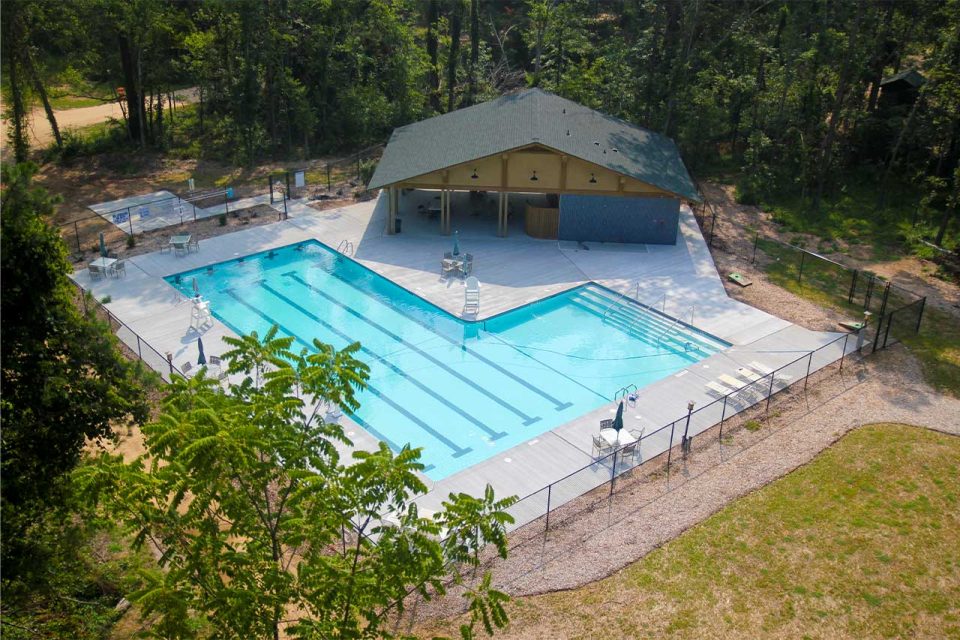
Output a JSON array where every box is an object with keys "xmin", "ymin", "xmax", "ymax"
[
  {"xmin": 70, "ymin": 278, "xmax": 185, "ymax": 382},
  {"xmin": 498, "ymin": 329, "xmax": 861, "ymax": 536}
]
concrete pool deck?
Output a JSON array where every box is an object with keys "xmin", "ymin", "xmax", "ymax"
[{"xmin": 72, "ymin": 191, "xmax": 857, "ymax": 529}]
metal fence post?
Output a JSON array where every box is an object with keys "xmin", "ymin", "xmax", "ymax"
[
  {"xmin": 872, "ymin": 283, "xmax": 891, "ymax": 353},
  {"xmin": 136, "ymin": 335, "xmax": 142, "ymax": 360},
  {"xmin": 127, "ymin": 208, "xmax": 134, "ymax": 236},
  {"xmin": 667, "ymin": 421, "xmax": 676, "ymax": 469},
  {"xmin": 798, "ymin": 250, "xmax": 807, "ymax": 284},
  {"xmin": 840, "ymin": 333, "xmax": 848, "ymax": 372},
  {"xmin": 709, "ymin": 211, "xmax": 716, "ymax": 246},
  {"xmin": 326, "ymin": 164, "xmax": 332, "ymax": 190},
  {"xmin": 915, "ymin": 297, "xmax": 926, "ymax": 333},
  {"xmin": 609, "ymin": 449, "xmax": 618, "ymax": 496},
  {"xmin": 766, "ymin": 372, "xmax": 775, "ymax": 411},
  {"xmin": 545, "ymin": 484, "xmax": 552, "ymax": 534},
  {"xmin": 719, "ymin": 395, "xmax": 728, "ymax": 440},
  {"xmin": 224, "ymin": 190, "xmax": 230, "ymax": 214},
  {"xmin": 804, "ymin": 351, "xmax": 813, "ymax": 391},
  {"xmin": 751, "ymin": 231, "xmax": 759, "ymax": 263},
  {"xmin": 848, "ymin": 269, "xmax": 859, "ymax": 304},
  {"xmin": 73, "ymin": 221, "xmax": 82, "ymax": 253},
  {"xmin": 883, "ymin": 309, "xmax": 895, "ymax": 348},
  {"xmin": 863, "ymin": 275, "xmax": 875, "ymax": 310},
  {"xmin": 269, "ymin": 175, "xmax": 274, "ymax": 203}
]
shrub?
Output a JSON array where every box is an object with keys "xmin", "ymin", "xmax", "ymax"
[
  {"xmin": 126, "ymin": 235, "xmax": 136, "ymax": 249},
  {"xmin": 218, "ymin": 213, "xmax": 227, "ymax": 226}
]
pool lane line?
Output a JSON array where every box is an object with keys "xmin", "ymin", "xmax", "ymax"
[
  {"xmin": 260, "ymin": 281, "xmax": 508, "ymax": 442},
  {"xmin": 280, "ymin": 272, "xmax": 545, "ymax": 426},
  {"xmin": 284, "ymin": 270, "xmax": 570, "ymax": 414},
  {"xmin": 253, "ymin": 281, "xmax": 507, "ymax": 445},
  {"xmin": 222, "ymin": 287, "xmax": 472, "ymax": 459}
]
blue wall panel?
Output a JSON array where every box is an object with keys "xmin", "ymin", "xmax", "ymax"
[{"xmin": 558, "ymin": 195, "xmax": 680, "ymax": 245}]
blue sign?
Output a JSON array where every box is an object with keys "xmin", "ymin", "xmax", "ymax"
[
  {"xmin": 112, "ymin": 211, "xmax": 129, "ymax": 224},
  {"xmin": 226, "ymin": 187, "xmax": 234, "ymax": 199},
  {"xmin": 138, "ymin": 206, "xmax": 150, "ymax": 219}
]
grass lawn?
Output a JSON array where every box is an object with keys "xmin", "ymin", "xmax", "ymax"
[{"xmin": 429, "ymin": 424, "xmax": 960, "ymax": 639}]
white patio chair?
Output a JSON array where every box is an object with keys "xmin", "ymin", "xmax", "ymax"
[
  {"xmin": 592, "ymin": 434, "xmax": 614, "ymax": 458},
  {"xmin": 460, "ymin": 253, "xmax": 474, "ymax": 278},
  {"xmin": 109, "ymin": 260, "xmax": 126, "ymax": 278},
  {"xmin": 89, "ymin": 265, "xmax": 104, "ymax": 281}
]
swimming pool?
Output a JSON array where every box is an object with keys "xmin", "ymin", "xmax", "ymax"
[{"xmin": 166, "ymin": 240, "xmax": 728, "ymax": 480}]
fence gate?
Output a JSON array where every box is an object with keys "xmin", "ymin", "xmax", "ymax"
[{"xmin": 269, "ymin": 169, "xmax": 308, "ymax": 203}]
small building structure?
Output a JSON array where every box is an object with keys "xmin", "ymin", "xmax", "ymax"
[
  {"xmin": 368, "ymin": 89, "xmax": 699, "ymax": 245},
  {"xmin": 879, "ymin": 68, "xmax": 926, "ymax": 110}
]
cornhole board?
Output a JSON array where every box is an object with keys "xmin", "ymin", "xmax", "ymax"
[
  {"xmin": 839, "ymin": 320, "xmax": 867, "ymax": 332},
  {"xmin": 728, "ymin": 272, "xmax": 753, "ymax": 287}
]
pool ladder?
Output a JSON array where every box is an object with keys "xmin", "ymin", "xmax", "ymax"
[
  {"xmin": 614, "ymin": 383, "xmax": 637, "ymax": 402},
  {"xmin": 336, "ymin": 239, "xmax": 354, "ymax": 256}
]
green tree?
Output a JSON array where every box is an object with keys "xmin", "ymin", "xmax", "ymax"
[
  {"xmin": 0, "ymin": 162, "xmax": 152, "ymax": 594},
  {"xmin": 77, "ymin": 328, "xmax": 514, "ymax": 639}
]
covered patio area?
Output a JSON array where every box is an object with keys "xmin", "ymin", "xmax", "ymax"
[
  {"xmin": 370, "ymin": 88, "xmax": 700, "ymax": 244},
  {"xmin": 392, "ymin": 189, "xmax": 553, "ymax": 238}
]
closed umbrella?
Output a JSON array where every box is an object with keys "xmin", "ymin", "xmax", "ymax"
[
  {"xmin": 612, "ymin": 401, "xmax": 625, "ymax": 432},
  {"xmin": 197, "ymin": 336, "xmax": 207, "ymax": 366},
  {"xmin": 453, "ymin": 230, "xmax": 460, "ymax": 256},
  {"xmin": 99, "ymin": 233, "xmax": 107, "ymax": 257}
]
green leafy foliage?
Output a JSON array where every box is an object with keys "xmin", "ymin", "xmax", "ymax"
[
  {"xmin": 0, "ymin": 162, "xmax": 153, "ymax": 597},
  {"xmin": 76, "ymin": 329, "xmax": 515, "ymax": 639}
]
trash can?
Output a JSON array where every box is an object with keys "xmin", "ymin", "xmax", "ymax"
[{"xmin": 395, "ymin": 218, "xmax": 402, "ymax": 234}]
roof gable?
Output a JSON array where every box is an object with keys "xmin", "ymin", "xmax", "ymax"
[{"xmin": 368, "ymin": 89, "xmax": 699, "ymax": 201}]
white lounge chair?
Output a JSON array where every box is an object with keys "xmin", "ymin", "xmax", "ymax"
[
  {"xmin": 718, "ymin": 373, "xmax": 749, "ymax": 392},
  {"xmin": 747, "ymin": 360, "xmax": 794, "ymax": 383},
  {"xmin": 735, "ymin": 367, "xmax": 762, "ymax": 383},
  {"xmin": 705, "ymin": 380, "xmax": 737, "ymax": 397},
  {"xmin": 464, "ymin": 276, "xmax": 480, "ymax": 314}
]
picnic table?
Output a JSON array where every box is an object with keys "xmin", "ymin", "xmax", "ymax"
[
  {"xmin": 89, "ymin": 256, "xmax": 117, "ymax": 270},
  {"xmin": 599, "ymin": 428, "xmax": 636, "ymax": 447},
  {"xmin": 170, "ymin": 234, "xmax": 193, "ymax": 256}
]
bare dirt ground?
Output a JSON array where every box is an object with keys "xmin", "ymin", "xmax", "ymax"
[
  {"xmin": 0, "ymin": 88, "xmax": 198, "ymax": 150},
  {"xmin": 701, "ymin": 182, "xmax": 960, "ymax": 315},
  {"xmin": 36, "ymin": 153, "xmax": 363, "ymax": 265}
]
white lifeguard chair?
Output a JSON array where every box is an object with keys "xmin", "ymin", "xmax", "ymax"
[{"xmin": 190, "ymin": 296, "xmax": 213, "ymax": 331}]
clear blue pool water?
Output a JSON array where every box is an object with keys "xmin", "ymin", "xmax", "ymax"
[{"xmin": 165, "ymin": 240, "xmax": 727, "ymax": 480}]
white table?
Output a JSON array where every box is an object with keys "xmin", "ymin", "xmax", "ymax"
[
  {"xmin": 599, "ymin": 428, "xmax": 636, "ymax": 448},
  {"xmin": 89, "ymin": 257, "xmax": 117, "ymax": 269}
]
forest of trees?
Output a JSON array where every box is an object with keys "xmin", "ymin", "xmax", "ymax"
[{"xmin": 4, "ymin": 0, "xmax": 958, "ymax": 241}]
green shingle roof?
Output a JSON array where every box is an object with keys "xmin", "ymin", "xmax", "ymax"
[
  {"xmin": 368, "ymin": 88, "xmax": 699, "ymax": 201},
  {"xmin": 880, "ymin": 68, "xmax": 926, "ymax": 88}
]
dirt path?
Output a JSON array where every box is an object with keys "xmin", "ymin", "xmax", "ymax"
[{"xmin": 1, "ymin": 87, "xmax": 198, "ymax": 149}]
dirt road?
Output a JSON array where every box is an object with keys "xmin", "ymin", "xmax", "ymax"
[{"xmin": 1, "ymin": 87, "xmax": 197, "ymax": 150}]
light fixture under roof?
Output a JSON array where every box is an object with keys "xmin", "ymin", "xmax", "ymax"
[
  {"xmin": 530, "ymin": 170, "xmax": 539, "ymax": 182},
  {"xmin": 471, "ymin": 168, "xmax": 479, "ymax": 179},
  {"xmin": 589, "ymin": 173, "xmax": 597, "ymax": 184}
]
